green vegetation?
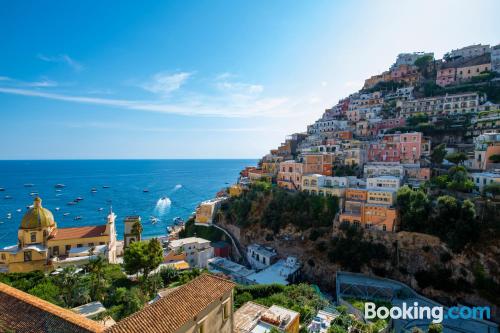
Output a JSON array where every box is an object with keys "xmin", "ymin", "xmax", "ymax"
[
  {"xmin": 123, "ymin": 238, "xmax": 163, "ymax": 280},
  {"xmin": 327, "ymin": 305, "xmax": 386, "ymax": 333},
  {"xmin": 221, "ymin": 184, "xmax": 339, "ymax": 233},
  {"xmin": 430, "ymin": 166, "xmax": 474, "ymax": 192},
  {"xmin": 421, "ymin": 79, "xmax": 500, "ymax": 103},
  {"xmin": 445, "ymin": 152, "xmax": 468, "ymax": 165},
  {"xmin": 396, "ymin": 185, "xmax": 481, "ymax": 251},
  {"xmin": 406, "ymin": 113, "xmax": 429, "ymax": 127},
  {"xmin": 327, "ymin": 224, "xmax": 389, "ymax": 272},
  {"xmin": 179, "ymin": 218, "xmax": 225, "ymax": 241},
  {"xmin": 431, "ymin": 143, "xmax": 447, "ymax": 165},
  {"xmin": 489, "ymin": 154, "xmax": 500, "ymax": 163},
  {"xmin": 234, "ymin": 283, "xmax": 328, "ymax": 324}
]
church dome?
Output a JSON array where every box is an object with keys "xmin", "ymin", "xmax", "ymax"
[{"xmin": 20, "ymin": 197, "xmax": 56, "ymax": 230}]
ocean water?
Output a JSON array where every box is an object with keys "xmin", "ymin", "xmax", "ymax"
[{"xmin": 0, "ymin": 159, "xmax": 256, "ymax": 247}]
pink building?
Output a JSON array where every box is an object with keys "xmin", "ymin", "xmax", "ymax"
[
  {"xmin": 368, "ymin": 132, "xmax": 423, "ymax": 164},
  {"xmin": 277, "ymin": 160, "xmax": 303, "ymax": 190},
  {"xmin": 400, "ymin": 132, "xmax": 422, "ymax": 163},
  {"xmin": 436, "ymin": 66, "xmax": 456, "ymax": 87}
]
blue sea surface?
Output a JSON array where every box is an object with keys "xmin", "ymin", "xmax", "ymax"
[{"xmin": 0, "ymin": 159, "xmax": 256, "ymax": 247}]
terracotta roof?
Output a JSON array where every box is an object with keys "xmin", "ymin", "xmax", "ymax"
[
  {"xmin": 105, "ymin": 274, "xmax": 235, "ymax": 333},
  {"xmin": 50, "ymin": 225, "xmax": 107, "ymax": 241},
  {"xmin": 0, "ymin": 282, "xmax": 104, "ymax": 333}
]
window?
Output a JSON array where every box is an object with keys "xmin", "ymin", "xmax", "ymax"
[
  {"xmin": 77, "ymin": 244, "xmax": 83, "ymax": 248},
  {"xmin": 222, "ymin": 300, "xmax": 231, "ymax": 321},
  {"xmin": 1, "ymin": 253, "xmax": 5, "ymax": 260},
  {"xmin": 88, "ymin": 243, "xmax": 94, "ymax": 247},
  {"xmin": 197, "ymin": 320, "xmax": 205, "ymax": 333},
  {"xmin": 65, "ymin": 245, "xmax": 71, "ymax": 253},
  {"xmin": 52, "ymin": 246, "xmax": 59, "ymax": 256},
  {"xmin": 24, "ymin": 251, "xmax": 32, "ymax": 262}
]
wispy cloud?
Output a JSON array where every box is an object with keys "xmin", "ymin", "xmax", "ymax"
[
  {"xmin": 140, "ymin": 71, "xmax": 193, "ymax": 96},
  {"xmin": 37, "ymin": 53, "xmax": 83, "ymax": 72},
  {"xmin": 63, "ymin": 121, "xmax": 272, "ymax": 133},
  {"xmin": 0, "ymin": 76, "xmax": 11, "ymax": 81},
  {"xmin": 214, "ymin": 73, "xmax": 264, "ymax": 96},
  {"xmin": 26, "ymin": 78, "xmax": 58, "ymax": 87},
  {"xmin": 0, "ymin": 86, "xmax": 292, "ymax": 118}
]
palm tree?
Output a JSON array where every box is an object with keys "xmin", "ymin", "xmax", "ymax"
[
  {"xmin": 86, "ymin": 256, "xmax": 107, "ymax": 301},
  {"xmin": 131, "ymin": 220, "xmax": 143, "ymax": 241}
]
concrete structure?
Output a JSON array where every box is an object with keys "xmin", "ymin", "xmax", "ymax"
[
  {"xmin": 0, "ymin": 197, "xmax": 117, "ymax": 273},
  {"xmin": 246, "ymin": 257, "xmax": 301, "ymax": 285},
  {"xmin": 339, "ymin": 188, "xmax": 397, "ymax": 232},
  {"xmin": 195, "ymin": 197, "xmax": 226, "ymax": 226},
  {"xmin": 168, "ymin": 237, "xmax": 214, "ymax": 269},
  {"xmin": 123, "ymin": 216, "xmax": 141, "ymax": 248},
  {"xmin": 247, "ymin": 244, "xmax": 277, "ymax": 270},
  {"xmin": 368, "ymin": 132, "xmax": 423, "ymax": 164},
  {"xmin": 364, "ymin": 162, "xmax": 405, "ymax": 179},
  {"xmin": 107, "ymin": 274, "xmax": 236, "ymax": 333},
  {"xmin": 277, "ymin": 160, "xmax": 303, "ymax": 190},
  {"xmin": 473, "ymin": 132, "xmax": 500, "ymax": 170},
  {"xmin": 470, "ymin": 171, "xmax": 500, "ymax": 192},
  {"xmin": 448, "ymin": 44, "xmax": 490, "ymax": 59},
  {"xmin": 455, "ymin": 54, "xmax": 491, "ymax": 82},
  {"xmin": 492, "ymin": 44, "xmax": 500, "ymax": 74},
  {"xmin": 300, "ymin": 153, "xmax": 334, "ymax": 176},
  {"xmin": 384, "ymin": 87, "xmax": 414, "ymax": 101},
  {"xmin": 367, "ymin": 176, "xmax": 400, "ymax": 191},
  {"xmin": 234, "ymin": 302, "xmax": 300, "ymax": 333},
  {"xmin": 399, "ymin": 92, "xmax": 480, "ymax": 118},
  {"xmin": 307, "ymin": 119, "xmax": 348, "ymax": 135},
  {"xmin": 307, "ymin": 309, "xmax": 339, "ymax": 333},
  {"xmin": 391, "ymin": 52, "xmax": 434, "ymax": 68},
  {"xmin": 208, "ymin": 257, "xmax": 256, "ymax": 284},
  {"xmin": 336, "ymin": 271, "xmax": 499, "ymax": 333}
]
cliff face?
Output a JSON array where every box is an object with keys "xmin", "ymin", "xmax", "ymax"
[{"xmin": 217, "ymin": 217, "xmax": 500, "ymax": 321}]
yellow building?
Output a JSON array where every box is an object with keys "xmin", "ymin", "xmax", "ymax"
[
  {"xmin": 195, "ymin": 197, "xmax": 226, "ymax": 226},
  {"xmin": 229, "ymin": 184, "xmax": 244, "ymax": 197},
  {"xmin": 0, "ymin": 197, "xmax": 117, "ymax": 273}
]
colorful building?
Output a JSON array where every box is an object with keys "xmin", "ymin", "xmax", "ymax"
[
  {"xmin": 234, "ymin": 302, "xmax": 300, "ymax": 333},
  {"xmin": 277, "ymin": 160, "xmax": 303, "ymax": 190},
  {"xmin": 0, "ymin": 197, "xmax": 117, "ymax": 273},
  {"xmin": 195, "ymin": 197, "xmax": 226, "ymax": 226}
]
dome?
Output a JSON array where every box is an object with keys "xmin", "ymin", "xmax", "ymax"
[{"xmin": 20, "ymin": 197, "xmax": 56, "ymax": 230}]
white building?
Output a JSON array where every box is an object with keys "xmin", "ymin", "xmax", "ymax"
[
  {"xmin": 168, "ymin": 237, "xmax": 214, "ymax": 269},
  {"xmin": 364, "ymin": 162, "xmax": 405, "ymax": 179},
  {"xmin": 366, "ymin": 176, "xmax": 400, "ymax": 191},
  {"xmin": 391, "ymin": 52, "xmax": 434, "ymax": 68},
  {"xmin": 307, "ymin": 119, "xmax": 349, "ymax": 135},
  {"xmin": 385, "ymin": 87, "xmax": 414, "ymax": 101},
  {"xmin": 247, "ymin": 256, "xmax": 301, "ymax": 285},
  {"xmin": 247, "ymin": 244, "xmax": 277, "ymax": 270},
  {"xmin": 207, "ymin": 257, "xmax": 256, "ymax": 284},
  {"xmin": 469, "ymin": 172, "xmax": 500, "ymax": 192},
  {"xmin": 492, "ymin": 44, "xmax": 500, "ymax": 74},
  {"xmin": 449, "ymin": 44, "xmax": 490, "ymax": 59},
  {"xmin": 307, "ymin": 309, "xmax": 339, "ymax": 333}
]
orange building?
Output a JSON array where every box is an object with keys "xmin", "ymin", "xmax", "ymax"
[
  {"xmin": 339, "ymin": 188, "xmax": 397, "ymax": 232},
  {"xmin": 277, "ymin": 160, "xmax": 303, "ymax": 190},
  {"xmin": 301, "ymin": 154, "xmax": 334, "ymax": 176}
]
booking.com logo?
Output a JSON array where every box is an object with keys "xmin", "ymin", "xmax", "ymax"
[{"xmin": 365, "ymin": 302, "xmax": 491, "ymax": 323}]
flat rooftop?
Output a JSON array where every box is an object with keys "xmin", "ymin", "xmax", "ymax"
[{"xmin": 247, "ymin": 258, "xmax": 300, "ymax": 285}]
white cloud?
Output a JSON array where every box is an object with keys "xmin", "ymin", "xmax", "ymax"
[
  {"xmin": 141, "ymin": 72, "xmax": 193, "ymax": 95},
  {"xmin": 0, "ymin": 86, "xmax": 293, "ymax": 118},
  {"xmin": 214, "ymin": 74, "xmax": 264, "ymax": 95},
  {"xmin": 26, "ymin": 78, "xmax": 58, "ymax": 87},
  {"xmin": 37, "ymin": 53, "xmax": 83, "ymax": 72},
  {"xmin": 0, "ymin": 76, "xmax": 11, "ymax": 81}
]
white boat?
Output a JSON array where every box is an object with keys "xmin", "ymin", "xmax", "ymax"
[
  {"xmin": 63, "ymin": 213, "xmax": 70, "ymax": 216},
  {"xmin": 98, "ymin": 207, "xmax": 104, "ymax": 211},
  {"xmin": 16, "ymin": 209, "xmax": 21, "ymax": 212},
  {"xmin": 74, "ymin": 216, "xmax": 82, "ymax": 221},
  {"xmin": 55, "ymin": 207, "xmax": 60, "ymax": 211},
  {"xmin": 6, "ymin": 213, "xmax": 12, "ymax": 219},
  {"xmin": 54, "ymin": 184, "xmax": 66, "ymax": 189},
  {"xmin": 24, "ymin": 184, "xmax": 35, "ymax": 187},
  {"xmin": 91, "ymin": 188, "xmax": 97, "ymax": 193},
  {"xmin": 150, "ymin": 216, "xmax": 159, "ymax": 224},
  {"xmin": 5, "ymin": 195, "xmax": 12, "ymax": 199}
]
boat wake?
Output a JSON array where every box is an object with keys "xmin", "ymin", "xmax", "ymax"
[
  {"xmin": 154, "ymin": 197, "xmax": 171, "ymax": 216},
  {"xmin": 173, "ymin": 184, "xmax": 182, "ymax": 191}
]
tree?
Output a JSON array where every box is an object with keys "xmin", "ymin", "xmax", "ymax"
[
  {"xmin": 431, "ymin": 143, "xmax": 447, "ymax": 165},
  {"xmin": 428, "ymin": 323, "xmax": 443, "ymax": 333},
  {"xmin": 396, "ymin": 186, "xmax": 430, "ymax": 232},
  {"xmin": 131, "ymin": 220, "xmax": 143, "ymax": 240},
  {"xmin": 123, "ymin": 238, "xmax": 163, "ymax": 280},
  {"xmin": 445, "ymin": 152, "xmax": 467, "ymax": 165},
  {"xmin": 447, "ymin": 166, "xmax": 474, "ymax": 192},
  {"xmin": 86, "ymin": 256, "xmax": 108, "ymax": 302},
  {"xmin": 489, "ymin": 154, "xmax": 500, "ymax": 163}
]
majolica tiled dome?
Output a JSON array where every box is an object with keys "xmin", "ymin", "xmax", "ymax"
[{"xmin": 20, "ymin": 197, "xmax": 56, "ymax": 229}]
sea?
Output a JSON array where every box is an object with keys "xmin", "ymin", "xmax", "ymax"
[{"xmin": 0, "ymin": 159, "xmax": 256, "ymax": 248}]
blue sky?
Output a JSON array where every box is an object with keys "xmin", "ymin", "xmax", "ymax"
[{"xmin": 0, "ymin": 0, "xmax": 499, "ymax": 159}]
